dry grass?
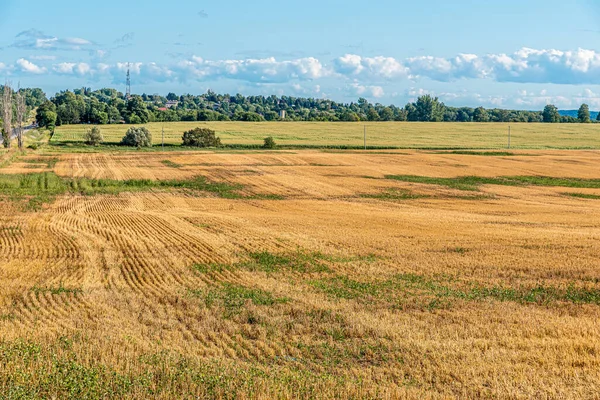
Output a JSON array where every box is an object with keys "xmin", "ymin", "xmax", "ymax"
[
  {"xmin": 0, "ymin": 149, "xmax": 600, "ymax": 398},
  {"xmin": 52, "ymin": 121, "xmax": 600, "ymax": 149}
]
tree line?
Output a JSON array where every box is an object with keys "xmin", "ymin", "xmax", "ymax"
[
  {"xmin": 0, "ymin": 82, "xmax": 40, "ymax": 148},
  {"xmin": 0, "ymin": 85, "xmax": 596, "ymax": 131}
]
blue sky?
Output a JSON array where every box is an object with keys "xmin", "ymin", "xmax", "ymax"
[{"xmin": 1, "ymin": 0, "xmax": 600, "ymax": 109}]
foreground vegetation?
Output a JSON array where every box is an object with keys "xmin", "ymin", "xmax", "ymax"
[{"xmin": 1, "ymin": 149, "xmax": 600, "ymax": 398}]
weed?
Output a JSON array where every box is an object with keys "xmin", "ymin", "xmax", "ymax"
[
  {"xmin": 311, "ymin": 273, "xmax": 600, "ymax": 307},
  {"xmin": 191, "ymin": 283, "xmax": 289, "ymax": 317},
  {"xmin": 0, "ymin": 172, "xmax": 244, "ymax": 209},
  {"xmin": 360, "ymin": 188, "xmax": 428, "ymax": 200},
  {"xmin": 386, "ymin": 175, "xmax": 600, "ymax": 191},
  {"xmin": 31, "ymin": 284, "xmax": 83, "ymax": 295},
  {"xmin": 562, "ymin": 192, "xmax": 600, "ymax": 200},
  {"xmin": 242, "ymin": 250, "xmax": 332, "ymax": 274},
  {"xmin": 161, "ymin": 160, "xmax": 183, "ymax": 168}
]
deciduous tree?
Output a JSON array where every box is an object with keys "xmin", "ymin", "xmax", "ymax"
[
  {"xmin": 578, "ymin": 104, "xmax": 591, "ymax": 123},
  {"xmin": 542, "ymin": 104, "xmax": 560, "ymax": 123}
]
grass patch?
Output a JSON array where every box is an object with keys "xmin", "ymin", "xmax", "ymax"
[
  {"xmin": 22, "ymin": 157, "xmax": 59, "ymax": 168},
  {"xmin": 244, "ymin": 193, "xmax": 286, "ymax": 200},
  {"xmin": 190, "ymin": 283, "xmax": 289, "ymax": 317},
  {"xmin": 0, "ymin": 172, "xmax": 244, "ymax": 210},
  {"xmin": 31, "ymin": 284, "xmax": 83, "ymax": 295},
  {"xmin": 242, "ymin": 250, "xmax": 333, "ymax": 274},
  {"xmin": 310, "ymin": 273, "xmax": 600, "ymax": 308},
  {"xmin": 439, "ymin": 151, "xmax": 532, "ymax": 156},
  {"xmin": 562, "ymin": 192, "xmax": 600, "ymax": 200},
  {"xmin": 191, "ymin": 262, "xmax": 232, "ymax": 274},
  {"xmin": 161, "ymin": 160, "xmax": 183, "ymax": 168},
  {"xmin": 310, "ymin": 276, "xmax": 391, "ymax": 300},
  {"xmin": 386, "ymin": 175, "xmax": 600, "ymax": 192},
  {"xmin": 360, "ymin": 188, "xmax": 429, "ymax": 201},
  {"xmin": 0, "ymin": 337, "xmax": 370, "ymax": 399},
  {"xmin": 191, "ymin": 250, "xmax": 374, "ymax": 277}
]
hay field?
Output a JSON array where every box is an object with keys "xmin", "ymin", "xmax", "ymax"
[
  {"xmin": 1, "ymin": 149, "xmax": 600, "ymax": 398},
  {"xmin": 52, "ymin": 121, "xmax": 600, "ymax": 149}
]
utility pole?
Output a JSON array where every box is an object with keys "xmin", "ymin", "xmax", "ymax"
[
  {"xmin": 364, "ymin": 125, "xmax": 366, "ymax": 150},
  {"xmin": 162, "ymin": 125, "xmax": 165, "ymax": 151},
  {"xmin": 508, "ymin": 125, "xmax": 511, "ymax": 149}
]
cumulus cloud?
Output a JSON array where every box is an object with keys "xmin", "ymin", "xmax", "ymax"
[
  {"xmin": 351, "ymin": 82, "xmax": 385, "ymax": 98},
  {"xmin": 16, "ymin": 58, "xmax": 46, "ymax": 74},
  {"xmin": 334, "ymin": 54, "xmax": 408, "ymax": 79},
  {"xmin": 6, "ymin": 47, "xmax": 600, "ymax": 95},
  {"xmin": 53, "ymin": 62, "xmax": 92, "ymax": 76},
  {"xmin": 168, "ymin": 56, "xmax": 329, "ymax": 83},
  {"xmin": 334, "ymin": 48, "xmax": 600, "ymax": 85}
]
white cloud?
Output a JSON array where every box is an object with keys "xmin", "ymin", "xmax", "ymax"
[
  {"xmin": 53, "ymin": 62, "xmax": 92, "ymax": 76},
  {"xmin": 13, "ymin": 29, "xmax": 95, "ymax": 51},
  {"xmin": 6, "ymin": 47, "xmax": 600, "ymax": 104},
  {"xmin": 351, "ymin": 82, "xmax": 384, "ymax": 98},
  {"xmin": 336, "ymin": 48, "xmax": 600, "ymax": 85},
  {"xmin": 172, "ymin": 56, "xmax": 329, "ymax": 83},
  {"xmin": 16, "ymin": 59, "xmax": 46, "ymax": 74},
  {"xmin": 334, "ymin": 54, "xmax": 408, "ymax": 79}
]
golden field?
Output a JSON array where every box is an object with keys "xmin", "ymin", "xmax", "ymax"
[
  {"xmin": 52, "ymin": 121, "xmax": 600, "ymax": 149},
  {"xmin": 0, "ymin": 148, "xmax": 600, "ymax": 399}
]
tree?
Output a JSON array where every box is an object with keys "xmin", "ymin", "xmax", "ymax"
[
  {"xmin": 542, "ymin": 104, "xmax": 560, "ymax": 123},
  {"xmin": 366, "ymin": 108, "xmax": 380, "ymax": 121},
  {"xmin": 597, "ymin": 112, "xmax": 600, "ymax": 122},
  {"xmin": 121, "ymin": 126, "xmax": 152, "ymax": 147},
  {"xmin": 457, "ymin": 110, "xmax": 471, "ymax": 122},
  {"xmin": 413, "ymin": 95, "xmax": 445, "ymax": 122},
  {"xmin": 2, "ymin": 82, "xmax": 13, "ymax": 148},
  {"xmin": 473, "ymin": 107, "xmax": 489, "ymax": 122},
  {"xmin": 379, "ymin": 107, "xmax": 394, "ymax": 121},
  {"xmin": 578, "ymin": 104, "xmax": 591, "ymax": 123},
  {"xmin": 341, "ymin": 111, "xmax": 360, "ymax": 122},
  {"xmin": 84, "ymin": 126, "xmax": 103, "ymax": 146},
  {"xmin": 234, "ymin": 111, "xmax": 264, "ymax": 122},
  {"xmin": 181, "ymin": 127, "xmax": 222, "ymax": 147},
  {"xmin": 263, "ymin": 136, "xmax": 276, "ymax": 149},
  {"xmin": 15, "ymin": 91, "xmax": 26, "ymax": 149}
]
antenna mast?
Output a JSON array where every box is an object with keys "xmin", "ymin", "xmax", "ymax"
[{"xmin": 126, "ymin": 63, "xmax": 131, "ymax": 100}]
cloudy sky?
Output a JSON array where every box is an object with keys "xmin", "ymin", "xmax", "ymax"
[{"xmin": 1, "ymin": 0, "xmax": 600, "ymax": 109}]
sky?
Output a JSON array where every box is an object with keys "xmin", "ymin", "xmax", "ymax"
[{"xmin": 1, "ymin": 0, "xmax": 600, "ymax": 109}]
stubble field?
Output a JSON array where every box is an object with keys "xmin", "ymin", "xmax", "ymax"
[{"xmin": 0, "ymin": 148, "xmax": 600, "ymax": 399}]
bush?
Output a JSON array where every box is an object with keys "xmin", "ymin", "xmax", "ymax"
[
  {"xmin": 182, "ymin": 128, "xmax": 222, "ymax": 148},
  {"xmin": 263, "ymin": 136, "xmax": 276, "ymax": 149},
  {"xmin": 84, "ymin": 126, "xmax": 103, "ymax": 146},
  {"xmin": 121, "ymin": 127, "xmax": 152, "ymax": 147},
  {"xmin": 234, "ymin": 112, "xmax": 265, "ymax": 122}
]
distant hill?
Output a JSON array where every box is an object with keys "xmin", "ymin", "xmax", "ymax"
[{"xmin": 559, "ymin": 110, "xmax": 599, "ymax": 120}]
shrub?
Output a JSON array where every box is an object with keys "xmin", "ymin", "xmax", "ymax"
[
  {"xmin": 182, "ymin": 128, "xmax": 222, "ymax": 148},
  {"xmin": 234, "ymin": 112, "xmax": 265, "ymax": 122},
  {"xmin": 263, "ymin": 136, "xmax": 276, "ymax": 149},
  {"xmin": 84, "ymin": 126, "xmax": 103, "ymax": 146},
  {"xmin": 121, "ymin": 127, "xmax": 152, "ymax": 147}
]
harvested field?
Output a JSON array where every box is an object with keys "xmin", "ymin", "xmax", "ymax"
[{"xmin": 0, "ymin": 149, "xmax": 600, "ymax": 399}]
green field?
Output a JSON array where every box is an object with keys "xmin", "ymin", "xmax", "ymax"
[{"xmin": 51, "ymin": 122, "xmax": 600, "ymax": 149}]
